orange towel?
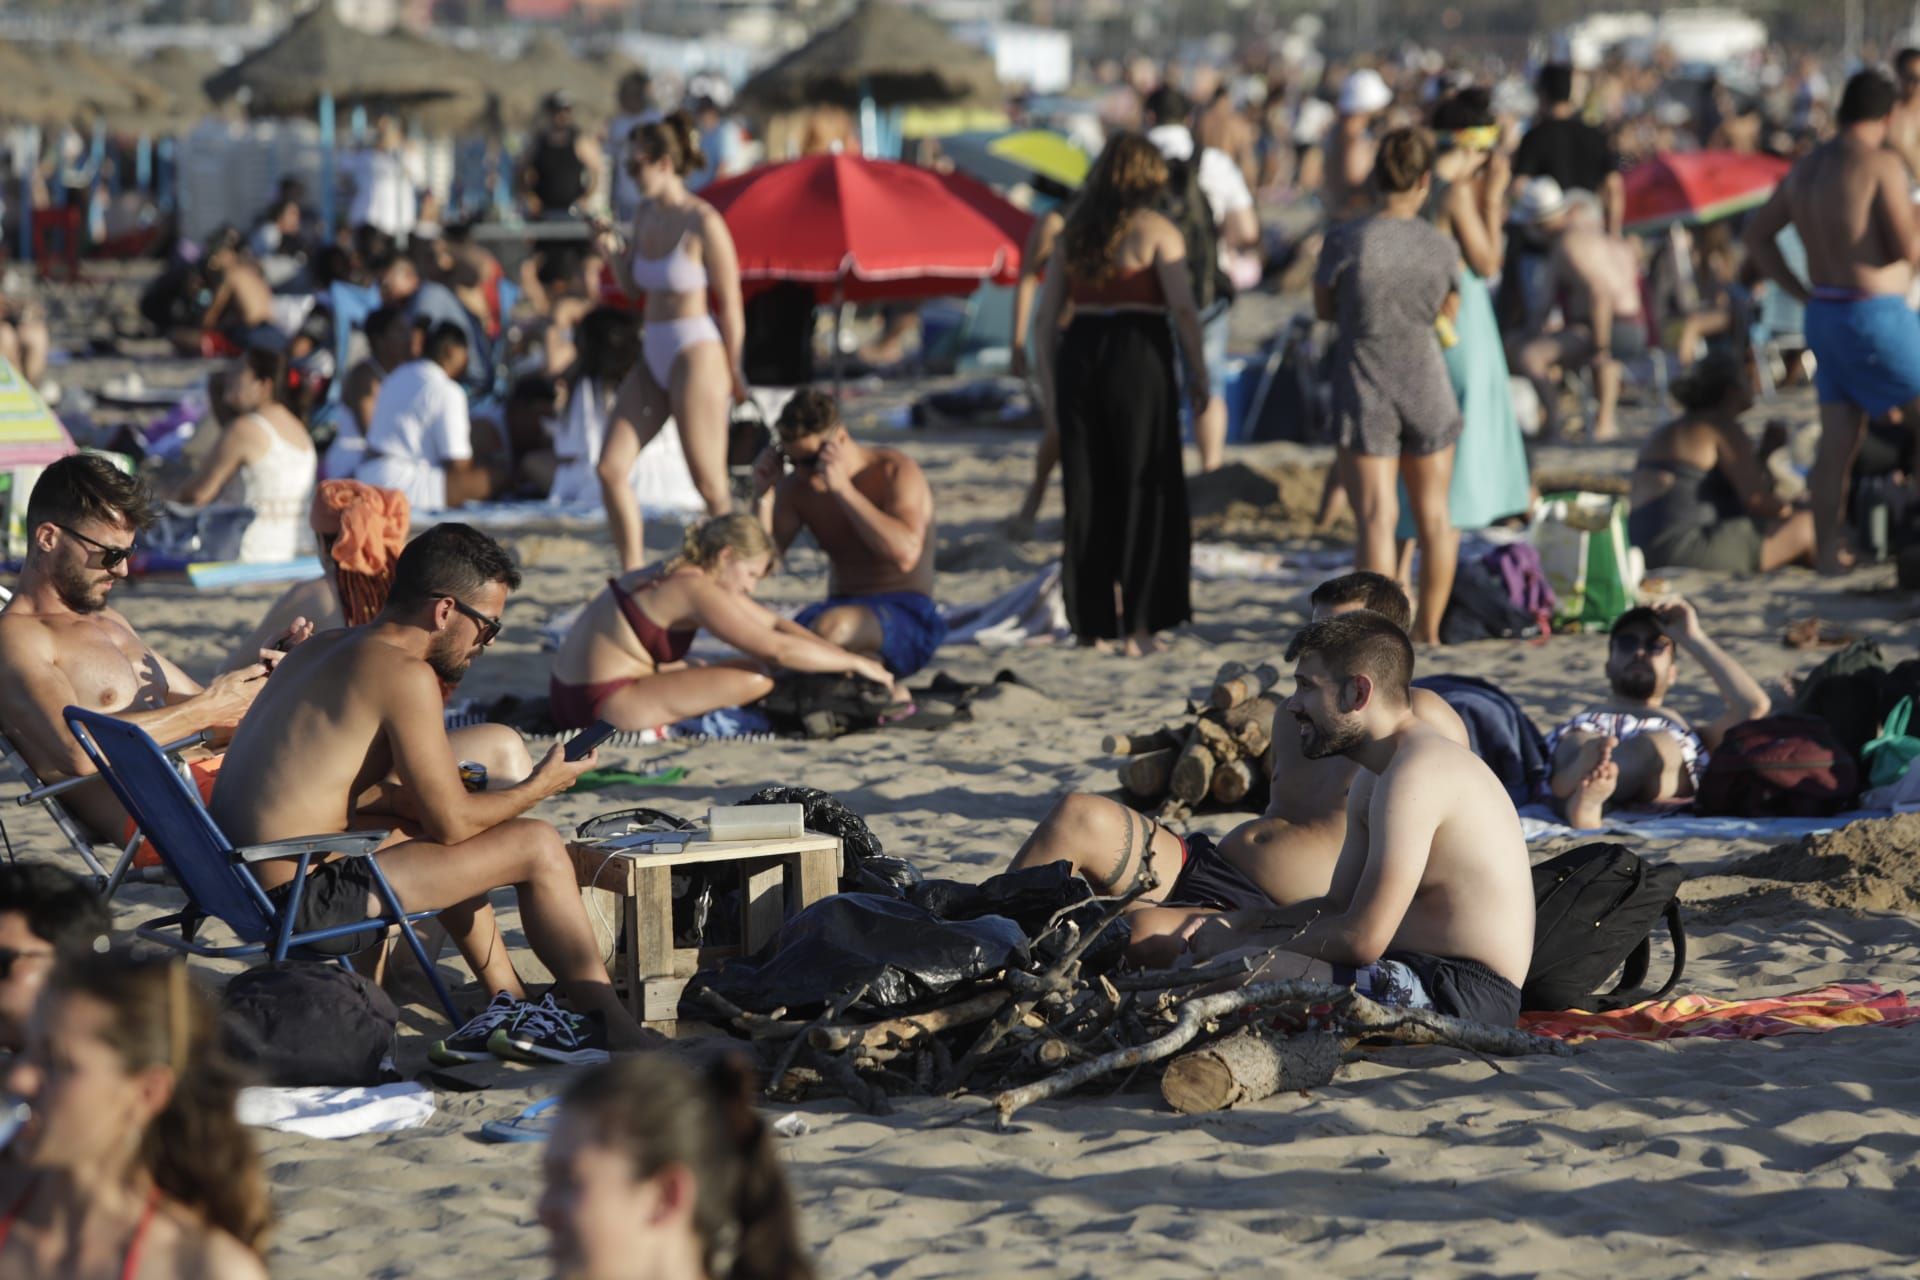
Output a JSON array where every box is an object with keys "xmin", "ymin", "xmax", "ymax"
[
  {"xmin": 310, "ymin": 480, "xmax": 410, "ymax": 626},
  {"xmin": 1520, "ymin": 983, "xmax": 1920, "ymax": 1043},
  {"xmin": 121, "ymin": 756, "xmax": 224, "ymax": 869}
]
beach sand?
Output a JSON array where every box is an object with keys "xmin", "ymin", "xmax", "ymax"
[{"xmin": 13, "ymin": 313, "xmax": 1920, "ymax": 1277}]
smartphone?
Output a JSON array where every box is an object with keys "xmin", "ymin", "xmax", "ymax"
[{"xmin": 564, "ymin": 720, "xmax": 619, "ymax": 762}]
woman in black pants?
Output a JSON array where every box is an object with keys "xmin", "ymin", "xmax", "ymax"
[{"xmin": 1034, "ymin": 133, "xmax": 1209, "ymax": 655}]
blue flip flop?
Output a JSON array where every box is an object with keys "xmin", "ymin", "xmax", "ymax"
[{"xmin": 479, "ymin": 1096, "xmax": 560, "ymax": 1144}]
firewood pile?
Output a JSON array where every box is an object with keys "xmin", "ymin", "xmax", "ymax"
[
  {"xmin": 696, "ymin": 877, "xmax": 1570, "ymax": 1125},
  {"xmin": 1106, "ymin": 662, "xmax": 1283, "ymax": 823}
]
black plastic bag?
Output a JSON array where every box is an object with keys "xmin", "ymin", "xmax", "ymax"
[
  {"xmin": 740, "ymin": 785, "xmax": 922, "ymax": 896},
  {"xmin": 684, "ymin": 893, "xmax": 1029, "ymax": 1015}
]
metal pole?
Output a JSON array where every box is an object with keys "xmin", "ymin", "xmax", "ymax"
[
  {"xmin": 832, "ymin": 278, "xmax": 845, "ymax": 399},
  {"xmin": 17, "ymin": 129, "xmax": 35, "ymax": 265},
  {"xmin": 136, "ymin": 135, "xmax": 151, "ymax": 194},
  {"xmin": 319, "ymin": 91, "xmax": 337, "ymax": 241}
]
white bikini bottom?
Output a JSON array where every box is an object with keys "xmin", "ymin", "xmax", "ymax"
[{"xmin": 642, "ymin": 315, "xmax": 722, "ymax": 388}]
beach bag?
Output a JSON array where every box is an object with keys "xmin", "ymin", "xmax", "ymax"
[
  {"xmin": 1862, "ymin": 696, "xmax": 1920, "ymax": 790},
  {"xmin": 1792, "ymin": 640, "xmax": 1887, "ymax": 763},
  {"xmin": 1524, "ymin": 842, "xmax": 1686, "ymax": 1013},
  {"xmin": 1530, "ymin": 491, "xmax": 1642, "ymax": 630},
  {"xmin": 1694, "ymin": 715, "xmax": 1860, "ymax": 818},
  {"xmin": 759, "ymin": 673, "xmax": 894, "ymax": 739},
  {"xmin": 220, "ymin": 962, "xmax": 398, "ymax": 1087},
  {"xmin": 1439, "ymin": 556, "xmax": 1542, "ymax": 644},
  {"xmin": 1484, "ymin": 542, "xmax": 1557, "ymax": 633},
  {"xmin": 1159, "ymin": 153, "xmax": 1229, "ymax": 312}
]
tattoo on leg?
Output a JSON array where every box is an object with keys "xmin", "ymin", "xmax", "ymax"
[{"xmin": 1107, "ymin": 809, "xmax": 1138, "ymax": 896}]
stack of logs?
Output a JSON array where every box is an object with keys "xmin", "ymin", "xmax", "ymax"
[{"xmin": 1107, "ymin": 662, "xmax": 1282, "ymax": 821}]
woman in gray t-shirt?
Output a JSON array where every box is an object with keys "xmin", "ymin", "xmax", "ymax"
[{"xmin": 1314, "ymin": 126, "xmax": 1463, "ymax": 644}]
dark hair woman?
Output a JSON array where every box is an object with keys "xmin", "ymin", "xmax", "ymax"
[
  {"xmin": 1032, "ymin": 132, "xmax": 1207, "ymax": 656},
  {"xmin": 174, "ymin": 346, "xmax": 318, "ymax": 564}
]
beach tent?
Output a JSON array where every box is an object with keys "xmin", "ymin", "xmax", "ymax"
[{"xmin": 0, "ymin": 359, "xmax": 75, "ymax": 561}]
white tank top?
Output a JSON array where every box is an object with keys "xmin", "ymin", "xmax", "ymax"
[{"xmin": 218, "ymin": 414, "xmax": 317, "ymax": 563}]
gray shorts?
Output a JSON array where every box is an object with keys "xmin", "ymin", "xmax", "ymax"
[{"xmin": 1639, "ymin": 516, "xmax": 1763, "ymax": 574}]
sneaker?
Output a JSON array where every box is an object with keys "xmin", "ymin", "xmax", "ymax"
[
  {"xmin": 487, "ymin": 994, "xmax": 610, "ymax": 1065},
  {"xmin": 429, "ymin": 991, "xmax": 527, "ymax": 1066}
]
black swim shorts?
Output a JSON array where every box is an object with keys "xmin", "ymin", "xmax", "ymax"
[{"xmin": 265, "ymin": 858, "xmax": 384, "ymax": 957}]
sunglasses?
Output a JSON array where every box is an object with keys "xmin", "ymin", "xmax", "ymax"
[
  {"xmin": 55, "ymin": 524, "xmax": 134, "ymax": 570},
  {"xmin": 1610, "ymin": 632, "xmax": 1673, "ymax": 656},
  {"xmin": 0, "ymin": 946, "xmax": 55, "ymax": 980},
  {"xmin": 439, "ymin": 596, "xmax": 503, "ymax": 647}
]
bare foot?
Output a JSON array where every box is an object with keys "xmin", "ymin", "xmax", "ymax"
[
  {"xmin": 1564, "ymin": 740, "xmax": 1619, "ymax": 831},
  {"xmin": 1549, "ymin": 733, "xmax": 1614, "ymax": 801}
]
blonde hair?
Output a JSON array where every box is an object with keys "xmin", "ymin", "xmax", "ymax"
[{"xmin": 668, "ymin": 514, "xmax": 774, "ymax": 574}]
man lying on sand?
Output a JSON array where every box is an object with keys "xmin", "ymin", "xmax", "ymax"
[
  {"xmin": 1008, "ymin": 573, "xmax": 1467, "ymax": 964},
  {"xmin": 1746, "ymin": 68, "xmax": 1920, "ymax": 576},
  {"xmin": 0, "ymin": 456, "xmax": 280, "ymax": 844},
  {"xmin": 753, "ymin": 388, "xmax": 945, "ymax": 679},
  {"xmin": 1178, "ymin": 611, "xmax": 1533, "ymax": 1027},
  {"xmin": 1545, "ymin": 597, "xmax": 1769, "ymax": 830},
  {"xmin": 209, "ymin": 523, "xmax": 654, "ymax": 1059}
]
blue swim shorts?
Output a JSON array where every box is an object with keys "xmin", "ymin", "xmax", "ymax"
[
  {"xmin": 795, "ymin": 591, "xmax": 947, "ymax": 678},
  {"xmin": 1805, "ymin": 294, "xmax": 1920, "ymax": 416}
]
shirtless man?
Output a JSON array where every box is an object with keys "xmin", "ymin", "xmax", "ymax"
[
  {"xmin": 753, "ymin": 387, "xmax": 945, "ymax": 678},
  {"xmin": 0, "ymin": 456, "xmax": 272, "ymax": 844},
  {"xmin": 209, "ymin": 523, "xmax": 652, "ymax": 1059},
  {"xmin": 1325, "ymin": 69, "xmax": 1391, "ymax": 222},
  {"xmin": 202, "ymin": 235, "xmax": 284, "ymax": 352},
  {"xmin": 1746, "ymin": 69, "xmax": 1920, "ymax": 575},
  {"xmin": 1888, "ymin": 50, "xmax": 1920, "ymax": 184},
  {"xmin": 1008, "ymin": 572, "xmax": 1468, "ymax": 965},
  {"xmin": 1509, "ymin": 184, "xmax": 1645, "ymax": 441},
  {"xmin": 1545, "ymin": 597, "xmax": 1770, "ymax": 830},
  {"xmin": 1177, "ymin": 610, "xmax": 1534, "ymax": 1028}
]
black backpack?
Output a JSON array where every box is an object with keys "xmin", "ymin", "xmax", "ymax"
[
  {"xmin": 1158, "ymin": 153, "xmax": 1228, "ymax": 313},
  {"xmin": 220, "ymin": 962, "xmax": 399, "ymax": 1086},
  {"xmin": 1523, "ymin": 842, "xmax": 1686, "ymax": 1013},
  {"xmin": 1439, "ymin": 557, "xmax": 1543, "ymax": 644},
  {"xmin": 759, "ymin": 672, "xmax": 893, "ymax": 738}
]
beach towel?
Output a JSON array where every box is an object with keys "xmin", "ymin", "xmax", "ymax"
[
  {"xmin": 237, "ymin": 1082, "xmax": 435, "ymax": 1139},
  {"xmin": 1517, "ymin": 804, "xmax": 1886, "ymax": 844},
  {"xmin": 1520, "ymin": 983, "xmax": 1920, "ymax": 1043},
  {"xmin": 311, "ymin": 480, "xmax": 409, "ymax": 626},
  {"xmin": 940, "ymin": 564, "xmax": 1071, "ymax": 648},
  {"xmin": 1415, "ymin": 674, "xmax": 1551, "ymax": 804}
]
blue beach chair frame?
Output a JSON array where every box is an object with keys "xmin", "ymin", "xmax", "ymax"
[{"xmin": 63, "ymin": 707, "xmax": 458, "ymax": 1023}]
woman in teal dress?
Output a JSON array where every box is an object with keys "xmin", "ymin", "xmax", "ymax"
[{"xmin": 1398, "ymin": 89, "xmax": 1532, "ymax": 541}]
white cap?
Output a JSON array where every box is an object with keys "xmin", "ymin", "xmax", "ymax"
[
  {"xmin": 1513, "ymin": 176, "xmax": 1569, "ymax": 225},
  {"xmin": 1339, "ymin": 68, "xmax": 1392, "ymax": 116}
]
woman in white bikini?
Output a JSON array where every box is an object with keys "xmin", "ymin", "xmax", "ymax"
[
  {"xmin": 597, "ymin": 111, "xmax": 748, "ymax": 571},
  {"xmin": 175, "ymin": 348, "xmax": 318, "ymax": 564}
]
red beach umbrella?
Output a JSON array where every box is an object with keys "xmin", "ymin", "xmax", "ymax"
[
  {"xmin": 1622, "ymin": 150, "xmax": 1791, "ymax": 233},
  {"xmin": 702, "ymin": 153, "xmax": 1033, "ymax": 303}
]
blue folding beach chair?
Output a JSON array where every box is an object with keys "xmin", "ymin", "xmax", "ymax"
[{"xmin": 63, "ymin": 707, "xmax": 459, "ymax": 1022}]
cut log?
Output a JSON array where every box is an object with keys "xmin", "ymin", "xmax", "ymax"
[
  {"xmin": 1103, "ymin": 728, "xmax": 1179, "ymax": 757},
  {"xmin": 1210, "ymin": 662, "xmax": 1280, "ymax": 711},
  {"xmin": 1169, "ymin": 742, "xmax": 1217, "ymax": 805},
  {"xmin": 1225, "ymin": 694, "xmax": 1280, "ymax": 756},
  {"xmin": 1121, "ymin": 748, "xmax": 1176, "ymax": 798},
  {"xmin": 1191, "ymin": 715, "xmax": 1238, "ymax": 760},
  {"xmin": 1210, "ymin": 757, "xmax": 1255, "ymax": 806},
  {"xmin": 809, "ymin": 991, "xmax": 1009, "ymax": 1054},
  {"xmin": 1161, "ymin": 1028, "xmax": 1347, "ymax": 1113}
]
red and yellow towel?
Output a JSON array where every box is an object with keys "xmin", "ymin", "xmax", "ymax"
[{"xmin": 1522, "ymin": 983, "xmax": 1920, "ymax": 1043}]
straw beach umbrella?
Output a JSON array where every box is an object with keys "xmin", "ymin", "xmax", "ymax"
[
  {"xmin": 203, "ymin": 4, "xmax": 470, "ymax": 117},
  {"xmin": 737, "ymin": 0, "xmax": 1002, "ymax": 113}
]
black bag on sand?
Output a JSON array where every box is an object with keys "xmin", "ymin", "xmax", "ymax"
[
  {"xmin": 1439, "ymin": 557, "xmax": 1543, "ymax": 644},
  {"xmin": 221, "ymin": 962, "xmax": 399, "ymax": 1086},
  {"xmin": 760, "ymin": 673, "xmax": 894, "ymax": 738},
  {"xmin": 1524, "ymin": 842, "xmax": 1686, "ymax": 1013},
  {"xmin": 1792, "ymin": 639, "xmax": 1886, "ymax": 763}
]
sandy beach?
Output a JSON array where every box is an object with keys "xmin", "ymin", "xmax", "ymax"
[{"xmin": 6, "ymin": 295, "xmax": 1918, "ymax": 1278}]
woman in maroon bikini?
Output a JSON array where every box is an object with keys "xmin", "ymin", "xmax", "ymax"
[
  {"xmin": 549, "ymin": 514, "xmax": 893, "ymax": 731},
  {"xmin": 0, "ymin": 949, "xmax": 270, "ymax": 1279}
]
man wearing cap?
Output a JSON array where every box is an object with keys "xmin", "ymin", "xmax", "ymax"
[
  {"xmin": 1747, "ymin": 69, "xmax": 1920, "ymax": 576},
  {"xmin": 521, "ymin": 91, "xmax": 604, "ymax": 220},
  {"xmin": 1143, "ymin": 85, "xmax": 1260, "ymax": 475},
  {"xmin": 1543, "ymin": 596, "xmax": 1769, "ymax": 830},
  {"xmin": 1506, "ymin": 181, "xmax": 1646, "ymax": 440},
  {"xmin": 1326, "ymin": 68, "xmax": 1393, "ymax": 222},
  {"xmin": 1511, "ymin": 63, "xmax": 1623, "ymax": 235}
]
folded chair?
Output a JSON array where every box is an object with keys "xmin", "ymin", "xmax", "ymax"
[{"xmin": 63, "ymin": 707, "xmax": 459, "ymax": 1022}]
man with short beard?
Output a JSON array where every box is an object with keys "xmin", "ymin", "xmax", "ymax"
[
  {"xmin": 1544, "ymin": 597, "xmax": 1770, "ymax": 830},
  {"xmin": 0, "ymin": 454, "xmax": 272, "ymax": 843},
  {"xmin": 1179, "ymin": 611, "xmax": 1534, "ymax": 1026},
  {"xmin": 210, "ymin": 523, "xmax": 655, "ymax": 1056}
]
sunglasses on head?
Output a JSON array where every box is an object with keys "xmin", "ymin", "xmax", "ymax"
[
  {"xmin": 0, "ymin": 945, "xmax": 56, "ymax": 980},
  {"xmin": 439, "ymin": 595, "xmax": 503, "ymax": 646},
  {"xmin": 55, "ymin": 524, "xmax": 133, "ymax": 570}
]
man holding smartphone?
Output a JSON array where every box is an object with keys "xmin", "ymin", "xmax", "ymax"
[{"xmin": 211, "ymin": 523, "xmax": 653, "ymax": 1062}]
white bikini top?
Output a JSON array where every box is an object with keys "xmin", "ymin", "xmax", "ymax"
[{"xmin": 630, "ymin": 230, "xmax": 708, "ymax": 294}]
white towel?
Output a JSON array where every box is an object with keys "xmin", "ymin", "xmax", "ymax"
[{"xmin": 237, "ymin": 1082, "xmax": 435, "ymax": 1139}]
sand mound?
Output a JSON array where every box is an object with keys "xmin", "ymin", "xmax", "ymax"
[
  {"xmin": 1187, "ymin": 459, "xmax": 1349, "ymax": 542},
  {"xmin": 1724, "ymin": 814, "xmax": 1920, "ymax": 914}
]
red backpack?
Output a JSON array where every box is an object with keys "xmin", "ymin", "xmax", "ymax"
[{"xmin": 1695, "ymin": 715, "xmax": 1860, "ymax": 817}]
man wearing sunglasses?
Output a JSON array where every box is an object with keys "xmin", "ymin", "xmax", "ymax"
[
  {"xmin": 211, "ymin": 523, "xmax": 654, "ymax": 1058},
  {"xmin": 1544, "ymin": 596, "xmax": 1772, "ymax": 830},
  {"xmin": 751, "ymin": 387, "xmax": 945, "ymax": 681},
  {"xmin": 0, "ymin": 455, "xmax": 276, "ymax": 844}
]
